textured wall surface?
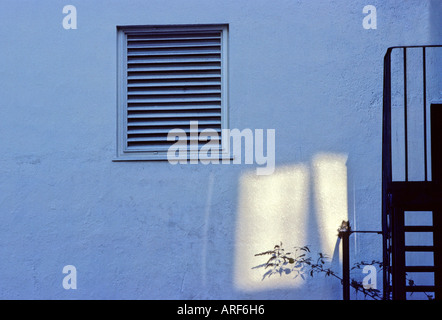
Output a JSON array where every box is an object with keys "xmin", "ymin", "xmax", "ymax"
[{"xmin": 0, "ymin": 0, "xmax": 440, "ymax": 299}]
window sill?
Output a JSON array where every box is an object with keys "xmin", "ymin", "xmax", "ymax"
[{"xmin": 113, "ymin": 153, "xmax": 234, "ymax": 162}]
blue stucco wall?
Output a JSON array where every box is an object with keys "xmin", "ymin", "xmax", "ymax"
[{"xmin": 0, "ymin": 0, "xmax": 440, "ymax": 299}]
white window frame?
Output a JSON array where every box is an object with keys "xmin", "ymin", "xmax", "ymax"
[{"xmin": 114, "ymin": 24, "xmax": 229, "ymax": 161}]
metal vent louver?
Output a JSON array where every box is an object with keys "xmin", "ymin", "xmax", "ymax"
[{"xmin": 124, "ymin": 27, "xmax": 225, "ymax": 152}]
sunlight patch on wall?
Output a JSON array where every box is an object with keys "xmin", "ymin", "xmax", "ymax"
[
  {"xmin": 234, "ymin": 164, "xmax": 310, "ymax": 292},
  {"xmin": 312, "ymin": 153, "xmax": 349, "ymax": 256}
]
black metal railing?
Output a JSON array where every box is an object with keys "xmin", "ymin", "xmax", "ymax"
[
  {"xmin": 339, "ymin": 222, "xmax": 382, "ymax": 300},
  {"xmin": 382, "ymin": 45, "xmax": 442, "ymax": 300}
]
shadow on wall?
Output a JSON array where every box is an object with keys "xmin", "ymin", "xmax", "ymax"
[{"xmin": 233, "ymin": 152, "xmax": 349, "ymax": 296}]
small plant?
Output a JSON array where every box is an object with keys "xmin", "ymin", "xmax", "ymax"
[
  {"xmin": 406, "ymin": 278, "xmax": 434, "ymax": 300},
  {"xmin": 255, "ymin": 242, "xmax": 434, "ymax": 300},
  {"xmin": 254, "ymin": 242, "xmax": 382, "ymax": 300}
]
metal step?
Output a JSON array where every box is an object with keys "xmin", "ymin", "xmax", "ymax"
[
  {"xmin": 405, "ymin": 245, "xmax": 435, "ymax": 252},
  {"xmin": 405, "ymin": 285, "xmax": 435, "ymax": 292},
  {"xmin": 404, "ymin": 226, "xmax": 434, "ymax": 232},
  {"xmin": 405, "ymin": 266, "xmax": 435, "ymax": 272}
]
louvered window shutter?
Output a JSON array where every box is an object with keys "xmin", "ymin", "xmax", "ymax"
[{"xmin": 116, "ymin": 25, "xmax": 228, "ymax": 160}]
